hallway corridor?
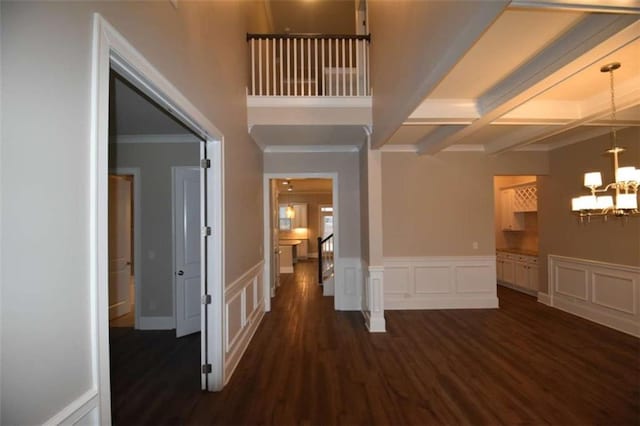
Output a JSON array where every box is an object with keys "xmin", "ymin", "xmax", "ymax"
[{"xmin": 111, "ymin": 260, "xmax": 640, "ymax": 425}]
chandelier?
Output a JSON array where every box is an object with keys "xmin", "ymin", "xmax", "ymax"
[{"xmin": 571, "ymin": 62, "xmax": 639, "ymax": 221}]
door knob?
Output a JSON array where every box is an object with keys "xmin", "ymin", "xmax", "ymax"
[{"xmin": 177, "ymin": 270, "xmax": 184, "ymax": 276}]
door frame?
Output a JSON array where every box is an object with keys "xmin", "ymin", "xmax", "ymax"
[
  {"xmin": 262, "ymin": 173, "xmax": 339, "ymax": 312},
  {"xmin": 109, "ymin": 168, "xmax": 142, "ymax": 330},
  {"xmin": 91, "ymin": 14, "xmax": 225, "ymax": 424}
]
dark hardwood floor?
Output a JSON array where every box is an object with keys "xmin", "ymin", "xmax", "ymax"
[{"xmin": 110, "ymin": 260, "xmax": 640, "ymax": 425}]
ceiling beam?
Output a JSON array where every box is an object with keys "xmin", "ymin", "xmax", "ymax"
[
  {"xmin": 416, "ymin": 126, "xmax": 465, "ymax": 155},
  {"xmin": 485, "ymin": 74, "xmax": 640, "ymax": 153},
  {"xmin": 418, "ymin": 15, "xmax": 640, "ymax": 155},
  {"xmin": 510, "ymin": 0, "xmax": 640, "ymax": 14}
]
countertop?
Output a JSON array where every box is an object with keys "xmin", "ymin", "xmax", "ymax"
[
  {"xmin": 279, "ymin": 239, "xmax": 302, "ymax": 246},
  {"xmin": 497, "ymin": 248, "xmax": 539, "ymax": 257}
]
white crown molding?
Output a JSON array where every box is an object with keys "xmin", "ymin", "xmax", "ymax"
[
  {"xmin": 443, "ymin": 144, "xmax": 486, "ymax": 152},
  {"xmin": 263, "ymin": 145, "xmax": 360, "ymax": 153},
  {"xmin": 380, "ymin": 144, "xmax": 418, "ymax": 153},
  {"xmin": 114, "ymin": 133, "xmax": 200, "ymax": 144}
]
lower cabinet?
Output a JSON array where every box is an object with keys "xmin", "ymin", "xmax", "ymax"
[{"xmin": 497, "ymin": 251, "xmax": 538, "ymax": 294}]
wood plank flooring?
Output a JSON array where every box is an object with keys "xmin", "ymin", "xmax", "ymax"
[{"xmin": 110, "ymin": 260, "xmax": 640, "ymax": 425}]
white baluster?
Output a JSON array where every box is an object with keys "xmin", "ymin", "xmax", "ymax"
[
  {"xmin": 251, "ymin": 38, "xmax": 255, "ymax": 96},
  {"xmin": 258, "ymin": 38, "xmax": 262, "ymax": 96}
]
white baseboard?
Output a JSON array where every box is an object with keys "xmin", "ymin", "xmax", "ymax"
[
  {"xmin": 548, "ymin": 255, "xmax": 640, "ymax": 337},
  {"xmin": 537, "ymin": 292, "xmax": 551, "ymax": 305},
  {"xmin": 43, "ymin": 389, "xmax": 99, "ymax": 426},
  {"xmin": 137, "ymin": 316, "xmax": 174, "ymax": 330},
  {"xmin": 384, "ymin": 256, "xmax": 498, "ymax": 310}
]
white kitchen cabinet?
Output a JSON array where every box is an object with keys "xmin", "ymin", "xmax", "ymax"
[
  {"xmin": 501, "ymin": 189, "xmax": 525, "ymax": 231},
  {"xmin": 292, "ymin": 203, "xmax": 308, "ymax": 229},
  {"xmin": 497, "ymin": 251, "xmax": 538, "ymax": 295},
  {"xmin": 296, "ymin": 239, "xmax": 308, "ymax": 259}
]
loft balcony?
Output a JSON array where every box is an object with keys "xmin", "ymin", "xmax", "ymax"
[{"xmin": 246, "ymin": 33, "xmax": 372, "ymax": 149}]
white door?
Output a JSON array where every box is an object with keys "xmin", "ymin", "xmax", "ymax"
[
  {"xmin": 174, "ymin": 167, "xmax": 201, "ymax": 338},
  {"xmin": 108, "ymin": 175, "xmax": 133, "ymax": 320}
]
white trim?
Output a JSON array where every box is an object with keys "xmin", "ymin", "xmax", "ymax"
[
  {"xmin": 384, "ymin": 256, "xmax": 499, "ymax": 310},
  {"xmin": 380, "ymin": 144, "xmax": 417, "ymax": 153},
  {"xmin": 223, "ymin": 261, "xmax": 265, "ymax": 383},
  {"xmin": 110, "ymin": 168, "xmax": 142, "ymax": 330},
  {"xmin": 363, "ymin": 264, "xmax": 386, "ymax": 332},
  {"xmin": 443, "ymin": 144, "xmax": 485, "ymax": 152},
  {"xmin": 263, "ymin": 145, "xmax": 360, "ymax": 153},
  {"xmin": 43, "ymin": 389, "xmax": 99, "ymax": 426},
  {"xmin": 263, "ymin": 172, "xmax": 339, "ymax": 311},
  {"xmin": 91, "ymin": 14, "xmax": 225, "ymax": 423},
  {"xmin": 247, "ymin": 95, "xmax": 372, "ymax": 108},
  {"xmin": 548, "ymin": 254, "xmax": 640, "ymax": 337},
  {"xmin": 510, "ymin": 0, "xmax": 640, "ymax": 14},
  {"xmin": 137, "ymin": 316, "xmax": 175, "ymax": 330},
  {"xmin": 537, "ymin": 292, "xmax": 551, "ymax": 305},
  {"xmin": 115, "ymin": 133, "xmax": 200, "ymax": 144}
]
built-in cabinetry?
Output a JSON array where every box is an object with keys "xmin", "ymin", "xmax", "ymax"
[
  {"xmin": 497, "ymin": 250, "xmax": 538, "ymax": 295},
  {"xmin": 279, "ymin": 203, "xmax": 308, "ymax": 230},
  {"xmin": 500, "ymin": 182, "xmax": 537, "ymax": 231}
]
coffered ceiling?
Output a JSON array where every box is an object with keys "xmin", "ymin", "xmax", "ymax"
[{"xmin": 385, "ymin": 4, "xmax": 640, "ymax": 155}]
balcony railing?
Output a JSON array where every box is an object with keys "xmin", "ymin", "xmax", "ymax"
[{"xmin": 247, "ymin": 33, "xmax": 371, "ymax": 97}]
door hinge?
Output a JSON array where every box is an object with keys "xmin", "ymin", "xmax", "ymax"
[
  {"xmin": 202, "ymin": 294, "xmax": 212, "ymax": 305},
  {"xmin": 202, "ymin": 226, "xmax": 212, "ymax": 237},
  {"xmin": 202, "ymin": 364, "xmax": 212, "ymax": 374},
  {"xmin": 200, "ymin": 159, "xmax": 211, "ymax": 169}
]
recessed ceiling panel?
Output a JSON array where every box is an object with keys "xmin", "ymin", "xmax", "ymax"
[
  {"xmin": 429, "ymin": 9, "xmax": 584, "ymax": 99},
  {"xmin": 538, "ymin": 39, "xmax": 640, "ymax": 101}
]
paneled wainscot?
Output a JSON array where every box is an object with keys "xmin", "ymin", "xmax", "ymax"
[
  {"xmin": 384, "ymin": 257, "xmax": 498, "ymax": 310},
  {"xmin": 546, "ymin": 255, "xmax": 640, "ymax": 337}
]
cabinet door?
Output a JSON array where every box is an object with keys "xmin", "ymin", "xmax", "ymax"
[
  {"xmin": 514, "ymin": 262, "xmax": 528, "ymax": 288},
  {"xmin": 297, "ymin": 240, "xmax": 308, "ymax": 259},
  {"xmin": 502, "ymin": 259, "xmax": 515, "ymax": 284},
  {"xmin": 501, "ymin": 189, "xmax": 525, "ymax": 231},
  {"xmin": 292, "ymin": 204, "xmax": 308, "ymax": 229},
  {"xmin": 528, "ymin": 264, "xmax": 539, "ymax": 291}
]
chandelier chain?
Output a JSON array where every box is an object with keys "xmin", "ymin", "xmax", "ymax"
[{"xmin": 609, "ymin": 67, "xmax": 617, "ymax": 148}]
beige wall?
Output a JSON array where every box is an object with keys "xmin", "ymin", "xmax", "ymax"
[
  {"xmin": 538, "ymin": 128, "xmax": 640, "ymax": 293},
  {"xmin": 279, "ymin": 192, "xmax": 333, "ymax": 255},
  {"xmin": 264, "ymin": 152, "xmax": 361, "ymax": 258},
  {"xmin": 382, "ymin": 151, "xmax": 549, "ymax": 257},
  {"xmin": 1, "ymin": 2, "xmax": 266, "ymax": 424},
  {"xmin": 110, "ymin": 142, "xmax": 200, "ymax": 317},
  {"xmin": 494, "ymin": 175, "xmax": 539, "ymax": 252}
]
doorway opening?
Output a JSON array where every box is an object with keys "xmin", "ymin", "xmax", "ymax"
[
  {"xmin": 92, "ymin": 15, "xmax": 224, "ymax": 424},
  {"xmin": 264, "ymin": 174, "xmax": 338, "ymax": 310},
  {"xmin": 493, "ymin": 176, "xmax": 540, "ymax": 298}
]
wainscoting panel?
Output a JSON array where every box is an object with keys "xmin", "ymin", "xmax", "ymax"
[
  {"xmin": 334, "ymin": 257, "xmax": 363, "ymax": 311},
  {"xmin": 548, "ymin": 255, "xmax": 639, "ymax": 337},
  {"xmin": 223, "ymin": 261, "xmax": 265, "ymax": 383},
  {"xmin": 384, "ymin": 257, "xmax": 498, "ymax": 310}
]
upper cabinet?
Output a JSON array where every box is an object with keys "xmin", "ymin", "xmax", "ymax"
[
  {"xmin": 279, "ymin": 203, "xmax": 308, "ymax": 230},
  {"xmin": 501, "ymin": 189, "xmax": 525, "ymax": 231}
]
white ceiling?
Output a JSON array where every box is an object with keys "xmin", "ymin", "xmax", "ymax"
[
  {"xmin": 276, "ymin": 178, "xmax": 333, "ymax": 194},
  {"xmin": 110, "ymin": 74, "xmax": 192, "ymax": 136},
  {"xmin": 251, "ymin": 125, "xmax": 367, "ymax": 149},
  {"xmin": 387, "ymin": 5, "xmax": 640, "ymax": 155}
]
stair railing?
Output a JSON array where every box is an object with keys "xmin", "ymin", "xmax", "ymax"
[
  {"xmin": 317, "ymin": 233, "xmax": 334, "ymax": 284},
  {"xmin": 247, "ymin": 33, "xmax": 371, "ymax": 97}
]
